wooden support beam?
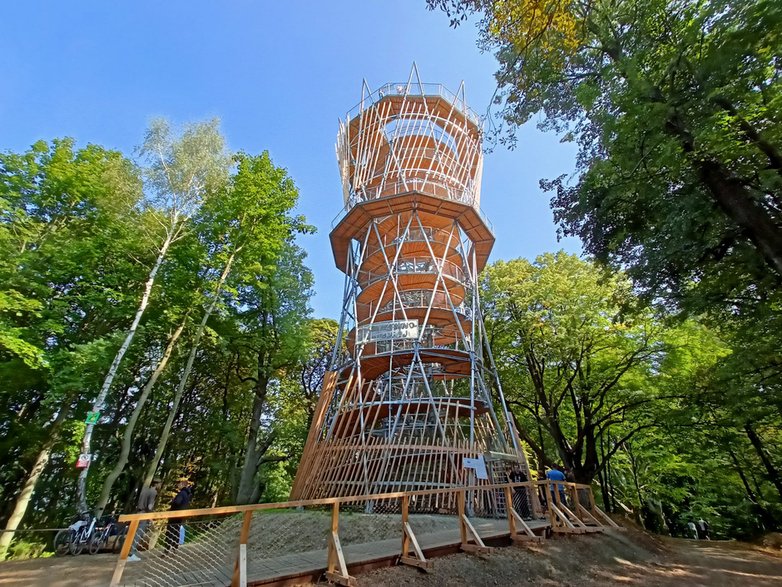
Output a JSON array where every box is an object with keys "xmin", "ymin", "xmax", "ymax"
[
  {"xmin": 592, "ymin": 504, "xmax": 620, "ymax": 528},
  {"xmin": 558, "ymin": 503, "xmax": 587, "ymax": 528},
  {"xmin": 326, "ymin": 503, "xmax": 357, "ymax": 586},
  {"xmin": 460, "ymin": 515, "xmax": 492, "ymax": 554},
  {"xmin": 550, "ymin": 504, "xmax": 588, "ymax": 533},
  {"xmin": 577, "ymin": 504, "xmax": 603, "ymax": 527},
  {"xmin": 400, "ymin": 522, "xmax": 431, "ymax": 570},
  {"xmin": 399, "ymin": 495, "xmax": 430, "ymax": 570},
  {"xmin": 510, "ymin": 509, "xmax": 544, "ymax": 542}
]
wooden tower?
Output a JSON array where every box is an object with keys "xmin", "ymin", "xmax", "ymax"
[{"xmin": 292, "ymin": 67, "xmax": 530, "ymax": 513}]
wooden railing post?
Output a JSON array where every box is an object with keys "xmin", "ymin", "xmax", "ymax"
[
  {"xmin": 326, "ymin": 501, "xmax": 355, "ymax": 586},
  {"xmin": 109, "ymin": 518, "xmax": 139, "ymax": 587},
  {"xmin": 399, "ymin": 493, "xmax": 430, "ymax": 570},
  {"xmin": 542, "ymin": 482, "xmax": 556, "ymax": 528},
  {"xmin": 504, "ymin": 486, "xmax": 517, "ymax": 536},
  {"xmin": 588, "ymin": 486, "xmax": 597, "ymax": 512},
  {"xmin": 401, "ymin": 494, "xmax": 410, "ymax": 556},
  {"xmin": 231, "ymin": 511, "xmax": 253, "ymax": 587},
  {"xmin": 457, "ymin": 489, "xmax": 467, "ymax": 546}
]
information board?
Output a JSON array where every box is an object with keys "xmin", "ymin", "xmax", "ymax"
[{"xmin": 463, "ymin": 456, "xmax": 489, "ymax": 480}]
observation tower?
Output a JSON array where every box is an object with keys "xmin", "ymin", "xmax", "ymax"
[{"xmin": 292, "ymin": 67, "xmax": 530, "ymax": 513}]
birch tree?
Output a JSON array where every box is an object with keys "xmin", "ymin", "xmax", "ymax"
[
  {"xmin": 76, "ymin": 119, "xmax": 229, "ymax": 511},
  {"xmin": 141, "ymin": 152, "xmax": 310, "ymax": 489}
]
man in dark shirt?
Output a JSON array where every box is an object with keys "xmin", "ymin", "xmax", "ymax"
[
  {"xmin": 508, "ymin": 467, "xmax": 532, "ymax": 519},
  {"xmin": 165, "ymin": 480, "xmax": 193, "ymax": 551}
]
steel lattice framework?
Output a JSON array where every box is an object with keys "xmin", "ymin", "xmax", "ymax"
[{"xmin": 292, "ymin": 67, "xmax": 530, "ymax": 513}]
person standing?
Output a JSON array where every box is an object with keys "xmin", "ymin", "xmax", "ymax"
[
  {"xmin": 508, "ymin": 467, "xmax": 532, "ymax": 519},
  {"xmin": 697, "ymin": 518, "xmax": 710, "ymax": 540},
  {"xmin": 128, "ymin": 478, "xmax": 161, "ymax": 561},
  {"xmin": 165, "ymin": 480, "xmax": 193, "ymax": 551},
  {"xmin": 687, "ymin": 520, "xmax": 698, "ymax": 539},
  {"xmin": 546, "ymin": 465, "xmax": 567, "ymax": 506}
]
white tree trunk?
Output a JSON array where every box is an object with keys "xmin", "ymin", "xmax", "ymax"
[
  {"xmin": 142, "ymin": 251, "xmax": 237, "ymax": 487},
  {"xmin": 94, "ymin": 317, "xmax": 188, "ymax": 516},
  {"xmin": 77, "ymin": 227, "xmax": 176, "ymax": 511},
  {"xmin": 0, "ymin": 409, "xmax": 68, "ymax": 559}
]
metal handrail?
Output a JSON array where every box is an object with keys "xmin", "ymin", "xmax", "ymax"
[
  {"xmin": 345, "ymin": 82, "xmax": 483, "ymax": 127},
  {"xmin": 330, "ymin": 180, "xmax": 494, "ymax": 234},
  {"xmin": 358, "ymin": 258, "xmax": 466, "ymax": 288}
]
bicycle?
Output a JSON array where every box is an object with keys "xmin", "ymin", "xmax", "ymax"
[
  {"xmin": 53, "ymin": 527, "xmax": 74, "ymax": 556},
  {"xmin": 69, "ymin": 512, "xmax": 97, "ymax": 555},
  {"xmin": 53, "ymin": 511, "xmax": 93, "ymax": 556},
  {"xmin": 88, "ymin": 516, "xmax": 117, "ymax": 555}
]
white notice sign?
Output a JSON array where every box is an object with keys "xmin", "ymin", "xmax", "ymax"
[
  {"xmin": 356, "ymin": 320, "xmax": 419, "ymax": 344},
  {"xmin": 463, "ymin": 456, "xmax": 489, "ymax": 480}
]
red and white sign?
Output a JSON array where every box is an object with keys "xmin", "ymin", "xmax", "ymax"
[{"xmin": 76, "ymin": 453, "xmax": 92, "ymax": 468}]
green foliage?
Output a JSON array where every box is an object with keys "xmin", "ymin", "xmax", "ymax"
[
  {"xmin": 0, "ymin": 131, "xmax": 321, "ymax": 539},
  {"xmin": 482, "ymin": 253, "xmax": 781, "ymax": 537},
  {"xmin": 5, "ymin": 538, "xmax": 50, "ymax": 560},
  {"xmin": 483, "ymin": 253, "xmax": 667, "ymax": 482},
  {"xmin": 431, "ymin": 0, "xmax": 782, "ymax": 540}
]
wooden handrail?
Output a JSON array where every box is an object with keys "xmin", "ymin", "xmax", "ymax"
[{"xmin": 118, "ymin": 480, "xmax": 579, "ymax": 522}]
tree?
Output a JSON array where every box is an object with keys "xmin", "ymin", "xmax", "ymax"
[
  {"xmin": 77, "ymin": 118, "xmax": 230, "ymax": 511},
  {"xmin": 232, "ymin": 245, "xmax": 313, "ymax": 504},
  {"xmin": 0, "ymin": 135, "xmax": 319, "ymax": 554},
  {"xmin": 0, "ymin": 139, "xmax": 147, "ymax": 557},
  {"xmin": 482, "ymin": 252, "xmax": 665, "ymax": 483},
  {"xmin": 298, "ymin": 318, "xmax": 340, "ymax": 428},
  {"xmin": 140, "ymin": 151, "xmax": 310, "ymax": 490},
  {"xmin": 428, "ymin": 0, "xmax": 782, "ymax": 304}
]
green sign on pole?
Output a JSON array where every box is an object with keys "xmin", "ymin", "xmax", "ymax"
[{"xmin": 85, "ymin": 411, "xmax": 100, "ymax": 425}]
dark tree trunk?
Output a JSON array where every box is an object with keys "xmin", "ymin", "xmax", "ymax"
[
  {"xmin": 727, "ymin": 446, "xmax": 778, "ymax": 530},
  {"xmin": 744, "ymin": 422, "xmax": 782, "ymax": 501}
]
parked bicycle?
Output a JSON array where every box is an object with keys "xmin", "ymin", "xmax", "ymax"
[
  {"xmin": 88, "ymin": 515, "xmax": 120, "ymax": 554},
  {"xmin": 53, "ymin": 511, "xmax": 93, "ymax": 556},
  {"xmin": 53, "ymin": 511, "xmax": 126, "ymax": 556}
]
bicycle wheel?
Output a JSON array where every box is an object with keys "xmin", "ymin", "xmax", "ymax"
[
  {"xmin": 53, "ymin": 529, "xmax": 73, "ymax": 556},
  {"xmin": 70, "ymin": 528, "xmax": 87, "ymax": 555},
  {"xmin": 88, "ymin": 531, "xmax": 105, "ymax": 555},
  {"xmin": 112, "ymin": 524, "xmax": 128, "ymax": 553}
]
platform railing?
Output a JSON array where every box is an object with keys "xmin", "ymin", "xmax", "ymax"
[
  {"xmin": 110, "ymin": 480, "xmax": 612, "ymax": 587},
  {"xmin": 345, "ymin": 82, "xmax": 483, "ymax": 127}
]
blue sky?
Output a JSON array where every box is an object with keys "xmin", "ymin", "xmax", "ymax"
[{"xmin": 1, "ymin": 1, "xmax": 580, "ymax": 318}]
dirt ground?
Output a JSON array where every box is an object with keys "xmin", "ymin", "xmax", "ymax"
[
  {"xmin": 359, "ymin": 528, "xmax": 782, "ymax": 587},
  {"xmin": 1, "ymin": 520, "xmax": 781, "ymax": 587}
]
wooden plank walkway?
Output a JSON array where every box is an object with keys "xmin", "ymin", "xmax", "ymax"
[
  {"xmin": 246, "ymin": 517, "xmax": 549, "ymax": 585},
  {"xmin": 119, "ymin": 516, "xmax": 550, "ymax": 586}
]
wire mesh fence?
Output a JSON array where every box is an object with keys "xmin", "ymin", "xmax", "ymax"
[
  {"xmin": 110, "ymin": 481, "xmax": 607, "ymax": 587},
  {"xmin": 120, "ymin": 514, "xmax": 243, "ymax": 586}
]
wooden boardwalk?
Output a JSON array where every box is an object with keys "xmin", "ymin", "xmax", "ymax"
[
  {"xmin": 245, "ymin": 517, "xmax": 549, "ymax": 585},
  {"xmin": 121, "ymin": 516, "xmax": 548, "ymax": 586}
]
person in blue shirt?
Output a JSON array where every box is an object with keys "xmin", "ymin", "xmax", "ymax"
[{"xmin": 545, "ymin": 465, "xmax": 567, "ymax": 505}]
